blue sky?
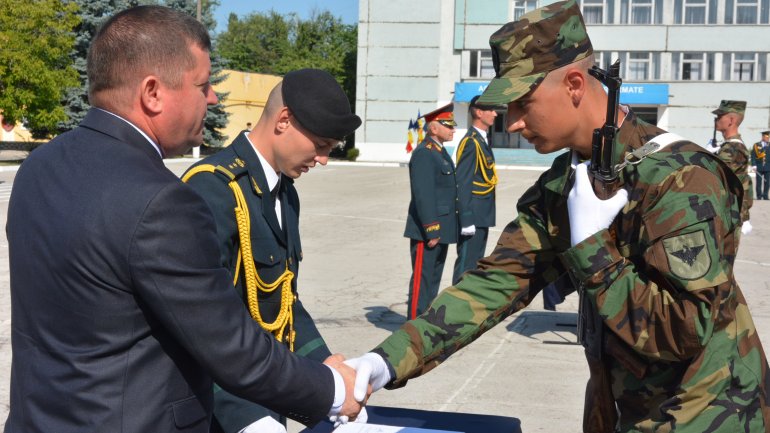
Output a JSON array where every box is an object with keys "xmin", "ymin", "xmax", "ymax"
[{"xmin": 213, "ymin": 0, "xmax": 359, "ymax": 33}]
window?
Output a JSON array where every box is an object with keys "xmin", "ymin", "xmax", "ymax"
[
  {"xmin": 593, "ymin": 51, "xmax": 615, "ymax": 71},
  {"xmin": 672, "ymin": 53, "xmax": 713, "ymax": 80},
  {"xmin": 624, "ymin": 0, "xmax": 664, "ymax": 23},
  {"xmin": 680, "ymin": 0, "xmax": 707, "ymax": 23},
  {"xmin": 581, "ymin": 0, "xmax": 606, "ymax": 23},
  {"xmin": 628, "ymin": 52, "xmax": 652, "ymax": 80},
  {"xmin": 621, "ymin": 0, "xmax": 654, "ymax": 23},
  {"xmin": 468, "ymin": 50, "xmax": 496, "ymax": 79},
  {"xmin": 726, "ymin": 0, "xmax": 760, "ymax": 23},
  {"xmin": 513, "ymin": 0, "xmax": 539, "ymax": 20},
  {"xmin": 733, "ymin": 53, "xmax": 757, "ymax": 81}
]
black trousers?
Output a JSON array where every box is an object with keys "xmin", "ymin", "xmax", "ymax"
[
  {"xmin": 756, "ymin": 170, "xmax": 770, "ymax": 199},
  {"xmin": 407, "ymin": 239, "xmax": 448, "ymax": 320}
]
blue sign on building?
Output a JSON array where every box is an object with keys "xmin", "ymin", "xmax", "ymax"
[{"xmin": 455, "ymin": 82, "xmax": 669, "ymax": 105}]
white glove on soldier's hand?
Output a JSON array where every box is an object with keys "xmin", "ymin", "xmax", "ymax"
[
  {"xmin": 344, "ymin": 352, "xmax": 392, "ymax": 402},
  {"xmin": 568, "ymin": 162, "xmax": 629, "ymax": 247},
  {"xmin": 239, "ymin": 416, "xmax": 286, "ymax": 433},
  {"xmin": 741, "ymin": 220, "xmax": 752, "ymax": 235},
  {"xmin": 330, "ymin": 407, "xmax": 369, "ymax": 428},
  {"xmin": 460, "ymin": 225, "xmax": 476, "ymax": 236}
]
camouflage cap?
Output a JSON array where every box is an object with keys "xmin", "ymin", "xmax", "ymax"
[
  {"xmin": 477, "ymin": 0, "xmax": 593, "ymax": 106},
  {"xmin": 712, "ymin": 100, "xmax": 746, "ymax": 116}
]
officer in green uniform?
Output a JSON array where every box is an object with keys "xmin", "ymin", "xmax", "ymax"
[
  {"xmin": 183, "ymin": 69, "xmax": 361, "ymax": 433},
  {"xmin": 452, "ymin": 95, "xmax": 499, "ymax": 285},
  {"xmin": 346, "ymin": 2, "xmax": 770, "ymax": 432},
  {"xmin": 713, "ymin": 100, "xmax": 753, "ymax": 235},
  {"xmin": 752, "ymin": 130, "xmax": 770, "ymax": 200},
  {"xmin": 404, "ymin": 103, "xmax": 465, "ymax": 320}
]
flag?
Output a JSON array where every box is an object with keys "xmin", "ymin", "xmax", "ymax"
[
  {"xmin": 406, "ymin": 119, "xmax": 415, "ymax": 153},
  {"xmin": 416, "ymin": 117, "xmax": 424, "ymax": 143}
]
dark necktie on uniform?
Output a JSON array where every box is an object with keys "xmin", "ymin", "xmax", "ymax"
[{"xmin": 271, "ymin": 179, "xmax": 283, "ymax": 230}]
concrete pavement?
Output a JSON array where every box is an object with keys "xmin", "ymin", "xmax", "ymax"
[{"xmin": 0, "ymin": 160, "xmax": 768, "ymax": 432}]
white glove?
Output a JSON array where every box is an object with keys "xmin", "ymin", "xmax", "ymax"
[
  {"xmin": 239, "ymin": 416, "xmax": 286, "ymax": 433},
  {"xmin": 330, "ymin": 406, "xmax": 368, "ymax": 428},
  {"xmin": 344, "ymin": 352, "xmax": 392, "ymax": 402},
  {"xmin": 461, "ymin": 225, "xmax": 476, "ymax": 236},
  {"xmin": 568, "ymin": 162, "xmax": 629, "ymax": 246},
  {"xmin": 741, "ymin": 220, "xmax": 752, "ymax": 235}
]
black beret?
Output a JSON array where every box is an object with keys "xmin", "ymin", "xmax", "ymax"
[{"xmin": 282, "ymin": 69, "xmax": 362, "ymax": 140}]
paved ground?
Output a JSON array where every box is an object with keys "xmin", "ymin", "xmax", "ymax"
[{"xmin": 0, "ymin": 159, "xmax": 768, "ymax": 432}]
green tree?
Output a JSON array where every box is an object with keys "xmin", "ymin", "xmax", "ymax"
[
  {"xmin": 216, "ymin": 10, "xmax": 357, "ymax": 110},
  {"xmin": 0, "ymin": 0, "xmax": 80, "ymax": 138}
]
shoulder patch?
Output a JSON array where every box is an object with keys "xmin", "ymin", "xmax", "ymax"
[{"xmin": 663, "ymin": 230, "xmax": 711, "ymax": 281}]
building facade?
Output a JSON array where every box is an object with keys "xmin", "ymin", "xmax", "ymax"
[{"xmin": 355, "ymin": 0, "xmax": 770, "ymax": 162}]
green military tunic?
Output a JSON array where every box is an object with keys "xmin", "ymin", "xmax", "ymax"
[
  {"xmin": 183, "ymin": 133, "xmax": 331, "ymax": 432},
  {"xmin": 374, "ymin": 111, "xmax": 770, "ymax": 432},
  {"xmin": 716, "ymin": 134, "xmax": 753, "ymax": 223}
]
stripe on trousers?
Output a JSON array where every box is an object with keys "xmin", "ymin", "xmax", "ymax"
[{"xmin": 410, "ymin": 241, "xmax": 424, "ymax": 320}]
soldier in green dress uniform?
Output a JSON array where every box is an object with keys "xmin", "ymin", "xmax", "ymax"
[
  {"xmin": 183, "ymin": 69, "xmax": 361, "ymax": 433},
  {"xmin": 347, "ymin": 2, "xmax": 770, "ymax": 432},
  {"xmin": 404, "ymin": 103, "xmax": 465, "ymax": 320},
  {"xmin": 752, "ymin": 130, "xmax": 770, "ymax": 200},
  {"xmin": 452, "ymin": 95, "xmax": 499, "ymax": 285}
]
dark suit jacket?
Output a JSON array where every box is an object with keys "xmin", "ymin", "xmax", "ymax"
[
  {"xmin": 5, "ymin": 109, "xmax": 333, "ymax": 433},
  {"xmin": 184, "ymin": 133, "xmax": 331, "ymax": 432},
  {"xmin": 455, "ymin": 127, "xmax": 496, "ymax": 228},
  {"xmin": 403, "ymin": 137, "xmax": 460, "ymax": 244}
]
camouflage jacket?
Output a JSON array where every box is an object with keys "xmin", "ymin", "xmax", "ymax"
[
  {"xmin": 716, "ymin": 135, "xmax": 753, "ymax": 222},
  {"xmin": 374, "ymin": 112, "xmax": 770, "ymax": 432}
]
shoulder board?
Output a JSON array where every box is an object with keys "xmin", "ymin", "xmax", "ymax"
[{"xmin": 182, "ymin": 158, "xmax": 248, "ymax": 184}]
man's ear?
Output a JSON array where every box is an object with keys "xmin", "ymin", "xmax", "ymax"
[
  {"xmin": 139, "ymin": 76, "xmax": 163, "ymax": 115},
  {"xmin": 564, "ymin": 68, "xmax": 587, "ymax": 106},
  {"xmin": 275, "ymin": 107, "xmax": 291, "ymax": 134}
]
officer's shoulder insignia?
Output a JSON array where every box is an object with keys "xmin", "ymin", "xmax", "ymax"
[
  {"xmin": 425, "ymin": 143, "xmax": 434, "ymax": 150},
  {"xmin": 227, "ymin": 157, "xmax": 246, "ymax": 171},
  {"xmin": 663, "ymin": 230, "xmax": 711, "ymax": 281}
]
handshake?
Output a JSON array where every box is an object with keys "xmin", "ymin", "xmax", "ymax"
[{"xmin": 324, "ymin": 352, "xmax": 392, "ymax": 425}]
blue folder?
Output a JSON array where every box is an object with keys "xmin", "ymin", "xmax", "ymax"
[{"xmin": 301, "ymin": 405, "xmax": 521, "ymax": 433}]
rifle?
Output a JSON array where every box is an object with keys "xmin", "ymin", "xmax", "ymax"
[
  {"xmin": 578, "ymin": 59, "xmax": 623, "ymax": 433},
  {"xmin": 587, "ymin": 59, "xmax": 623, "ymax": 199}
]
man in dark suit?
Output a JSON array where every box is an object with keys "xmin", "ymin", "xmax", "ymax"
[
  {"xmin": 4, "ymin": 6, "xmax": 359, "ymax": 433},
  {"xmin": 183, "ymin": 69, "xmax": 361, "ymax": 433},
  {"xmin": 452, "ymin": 95, "xmax": 499, "ymax": 284},
  {"xmin": 404, "ymin": 103, "xmax": 465, "ymax": 320}
]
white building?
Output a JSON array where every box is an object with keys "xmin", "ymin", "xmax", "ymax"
[{"xmin": 355, "ymin": 0, "xmax": 770, "ymax": 162}]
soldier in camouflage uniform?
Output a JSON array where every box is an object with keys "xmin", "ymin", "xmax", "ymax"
[
  {"xmin": 346, "ymin": 2, "xmax": 770, "ymax": 432},
  {"xmin": 713, "ymin": 100, "xmax": 753, "ymax": 236}
]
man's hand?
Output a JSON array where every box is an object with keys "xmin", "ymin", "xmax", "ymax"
[
  {"xmin": 460, "ymin": 225, "xmax": 476, "ymax": 236},
  {"xmin": 344, "ymin": 352, "xmax": 392, "ymax": 402},
  {"xmin": 324, "ymin": 354, "xmax": 362, "ymax": 421},
  {"xmin": 239, "ymin": 416, "xmax": 286, "ymax": 433},
  {"xmin": 427, "ymin": 238, "xmax": 440, "ymax": 248},
  {"xmin": 568, "ymin": 162, "xmax": 628, "ymax": 246}
]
